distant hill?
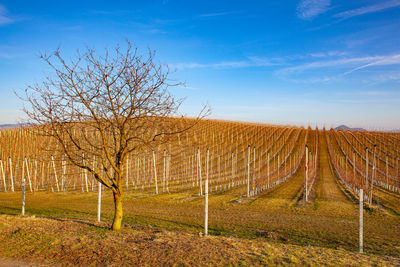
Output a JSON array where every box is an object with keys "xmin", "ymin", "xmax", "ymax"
[
  {"xmin": 334, "ymin": 125, "xmax": 366, "ymax": 131},
  {"xmin": 0, "ymin": 124, "xmax": 19, "ymax": 129}
]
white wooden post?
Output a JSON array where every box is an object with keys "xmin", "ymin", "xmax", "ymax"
[
  {"xmin": 97, "ymin": 181, "xmax": 101, "ymax": 222},
  {"xmin": 231, "ymin": 153, "xmax": 234, "ymax": 187},
  {"xmin": 370, "ymin": 145, "xmax": 376, "ymax": 204},
  {"xmin": 21, "ymin": 179, "xmax": 26, "ymax": 216},
  {"xmin": 0, "ymin": 160, "xmax": 6, "ymax": 192},
  {"xmin": 126, "ymin": 155, "xmax": 129, "ymax": 191},
  {"xmin": 219, "ymin": 155, "xmax": 222, "ymax": 188},
  {"xmin": 253, "ymin": 147, "xmax": 256, "ymax": 195},
  {"xmin": 359, "ymin": 188, "xmax": 363, "ymax": 253},
  {"xmin": 166, "ymin": 154, "xmax": 170, "ymax": 192},
  {"xmin": 163, "ymin": 150, "xmax": 166, "ymax": 192},
  {"xmin": 305, "ymin": 145, "xmax": 308, "ymax": 202},
  {"xmin": 22, "ymin": 159, "xmax": 25, "ymax": 192},
  {"xmin": 62, "ymin": 156, "xmax": 66, "ymax": 192},
  {"xmin": 198, "ymin": 148, "xmax": 202, "ymax": 196},
  {"xmin": 9, "ymin": 157, "xmax": 14, "ymax": 192},
  {"xmin": 83, "ymin": 157, "xmax": 89, "ymax": 193},
  {"xmin": 24, "ymin": 157, "xmax": 32, "ymax": 192},
  {"xmin": 51, "ymin": 155, "xmax": 60, "ymax": 192},
  {"xmin": 204, "ymin": 148, "xmax": 209, "ymax": 236},
  {"xmin": 152, "ymin": 150, "xmax": 158, "ymax": 194}
]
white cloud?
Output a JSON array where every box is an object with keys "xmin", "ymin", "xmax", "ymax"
[
  {"xmin": 278, "ymin": 54, "xmax": 400, "ymax": 75},
  {"xmin": 334, "ymin": 0, "xmax": 400, "ymax": 19},
  {"xmin": 199, "ymin": 12, "xmax": 233, "ymax": 17},
  {"xmin": 173, "ymin": 56, "xmax": 281, "ymax": 70},
  {"xmin": 297, "ymin": 0, "xmax": 331, "ymax": 19},
  {"xmin": 0, "ymin": 4, "xmax": 13, "ymax": 26},
  {"xmin": 279, "ymin": 56, "xmax": 376, "ymax": 74},
  {"xmin": 343, "ymin": 54, "xmax": 400, "ymax": 75},
  {"xmin": 308, "ymin": 51, "xmax": 348, "ymax": 58}
]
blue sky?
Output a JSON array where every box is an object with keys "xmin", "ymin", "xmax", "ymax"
[{"xmin": 0, "ymin": 0, "xmax": 399, "ymax": 130}]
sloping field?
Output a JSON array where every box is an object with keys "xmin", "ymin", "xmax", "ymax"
[{"xmin": 0, "ymin": 119, "xmax": 400, "ymax": 264}]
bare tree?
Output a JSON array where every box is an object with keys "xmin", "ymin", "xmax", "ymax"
[{"xmin": 20, "ymin": 41, "xmax": 208, "ymax": 231}]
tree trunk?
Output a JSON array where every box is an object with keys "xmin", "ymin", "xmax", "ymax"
[{"xmin": 111, "ymin": 192, "xmax": 123, "ymax": 231}]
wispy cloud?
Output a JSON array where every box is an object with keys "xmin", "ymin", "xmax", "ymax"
[
  {"xmin": 334, "ymin": 0, "xmax": 400, "ymax": 19},
  {"xmin": 173, "ymin": 56, "xmax": 282, "ymax": 70},
  {"xmin": 198, "ymin": 11, "xmax": 239, "ymax": 18},
  {"xmin": 308, "ymin": 51, "xmax": 348, "ymax": 58},
  {"xmin": 0, "ymin": 4, "xmax": 14, "ymax": 26},
  {"xmin": 279, "ymin": 54, "xmax": 400, "ymax": 75},
  {"xmin": 343, "ymin": 54, "xmax": 400, "ymax": 75},
  {"xmin": 297, "ymin": 0, "xmax": 331, "ymax": 19},
  {"xmin": 279, "ymin": 56, "xmax": 375, "ymax": 74}
]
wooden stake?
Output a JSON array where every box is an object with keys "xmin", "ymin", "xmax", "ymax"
[
  {"xmin": 247, "ymin": 145, "xmax": 250, "ymax": 197},
  {"xmin": 353, "ymin": 152, "xmax": 356, "ymax": 187},
  {"xmin": 21, "ymin": 179, "xmax": 26, "ymax": 216},
  {"xmin": 61, "ymin": 155, "xmax": 66, "ymax": 191},
  {"xmin": 359, "ymin": 188, "xmax": 363, "ymax": 253},
  {"xmin": 365, "ymin": 148, "xmax": 369, "ymax": 191},
  {"xmin": 305, "ymin": 145, "xmax": 308, "ymax": 202},
  {"xmin": 9, "ymin": 157, "xmax": 14, "ymax": 192},
  {"xmin": 267, "ymin": 153, "xmax": 270, "ymax": 188},
  {"xmin": 97, "ymin": 181, "xmax": 102, "ymax": 222},
  {"xmin": 198, "ymin": 148, "xmax": 202, "ymax": 196},
  {"xmin": 370, "ymin": 144, "xmax": 376, "ymax": 204},
  {"xmin": 24, "ymin": 157, "xmax": 32, "ymax": 192},
  {"xmin": 51, "ymin": 155, "xmax": 60, "ymax": 192},
  {"xmin": 152, "ymin": 150, "xmax": 158, "ymax": 194},
  {"xmin": 163, "ymin": 150, "xmax": 166, "ymax": 192},
  {"xmin": 253, "ymin": 147, "xmax": 255, "ymax": 195},
  {"xmin": 204, "ymin": 148, "xmax": 209, "ymax": 236},
  {"xmin": 0, "ymin": 160, "xmax": 6, "ymax": 192},
  {"xmin": 126, "ymin": 155, "xmax": 129, "ymax": 191}
]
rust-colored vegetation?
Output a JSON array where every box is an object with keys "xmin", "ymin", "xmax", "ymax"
[{"xmin": 1, "ymin": 119, "xmax": 400, "ymax": 265}]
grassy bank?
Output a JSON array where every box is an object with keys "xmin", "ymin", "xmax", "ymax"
[{"xmin": 0, "ymin": 215, "xmax": 398, "ymax": 266}]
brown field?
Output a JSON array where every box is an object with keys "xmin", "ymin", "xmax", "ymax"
[{"xmin": 1, "ymin": 119, "xmax": 400, "ymax": 265}]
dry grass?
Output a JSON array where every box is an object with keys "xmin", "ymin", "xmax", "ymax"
[{"xmin": 0, "ymin": 215, "xmax": 398, "ymax": 266}]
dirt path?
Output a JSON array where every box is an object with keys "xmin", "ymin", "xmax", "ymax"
[
  {"xmin": 313, "ymin": 131, "xmax": 357, "ymax": 219},
  {"xmin": 315, "ymin": 131, "xmax": 350, "ymax": 203}
]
